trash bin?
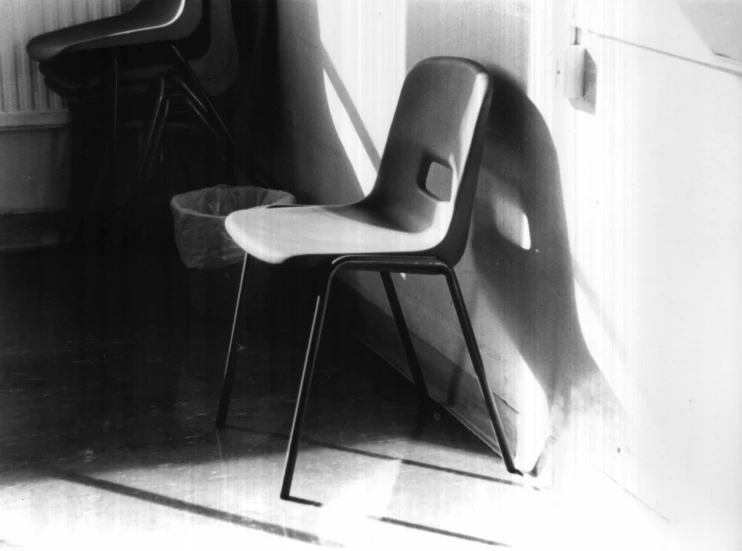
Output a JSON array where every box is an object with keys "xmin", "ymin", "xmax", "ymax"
[
  {"xmin": 170, "ymin": 184, "xmax": 295, "ymax": 322},
  {"xmin": 171, "ymin": 184, "xmax": 295, "ymax": 270}
]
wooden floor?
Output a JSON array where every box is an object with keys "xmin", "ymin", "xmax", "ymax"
[
  {"xmin": 0, "ymin": 210, "xmax": 689, "ymax": 551},
  {"xmin": 0, "ymin": 230, "xmax": 542, "ymax": 549}
]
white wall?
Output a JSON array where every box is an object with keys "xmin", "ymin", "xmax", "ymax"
[{"xmin": 552, "ymin": 0, "xmax": 742, "ymax": 547}]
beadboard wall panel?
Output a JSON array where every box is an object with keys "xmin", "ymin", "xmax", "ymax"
[{"xmin": 0, "ymin": 0, "xmax": 122, "ymax": 129}]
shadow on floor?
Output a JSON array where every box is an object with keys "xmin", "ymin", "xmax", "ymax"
[{"xmin": 0, "ymin": 240, "xmax": 510, "ymax": 482}]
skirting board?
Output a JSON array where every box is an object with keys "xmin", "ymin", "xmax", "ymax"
[
  {"xmin": 0, "ymin": 111, "xmax": 71, "ymax": 132},
  {"xmin": 330, "ymin": 279, "xmax": 520, "ymax": 463},
  {"xmin": 0, "ymin": 211, "xmax": 66, "ymax": 253}
]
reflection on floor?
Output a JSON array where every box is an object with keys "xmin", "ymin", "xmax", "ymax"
[{"xmin": 0, "ymin": 237, "xmax": 535, "ymax": 550}]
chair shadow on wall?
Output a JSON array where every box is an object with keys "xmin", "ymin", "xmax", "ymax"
[
  {"xmin": 233, "ymin": 0, "xmax": 368, "ymax": 205},
  {"xmin": 470, "ymin": 67, "xmax": 623, "ymax": 472},
  {"xmin": 282, "ymin": 47, "xmax": 626, "ymax": 472}
]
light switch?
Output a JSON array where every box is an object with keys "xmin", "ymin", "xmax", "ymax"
[{"xmin": 563, "ymin": 45, "xmax": 587, "ymax": 99}]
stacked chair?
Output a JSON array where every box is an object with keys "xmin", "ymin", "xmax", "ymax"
[{"xmin": 26, "ymin": 0, "xmax": 238, "ymax": 241}]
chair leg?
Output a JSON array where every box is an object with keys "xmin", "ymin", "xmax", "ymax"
[
  {"xmin": 280, "ymin": 273, "xmax": 334, "ymax": 500},
  {"xmin": 168, "ymin": 46, "xmax": 235, "ymax": 150},
  {"xmin": 140, "ymin": 96, "xmax": 171, "ymax": 188},
  {"xmin": 166, "ymin": 73, "xmax": 233, "ymax": 168},
  {"xmin": 442, "ymin": 267, "xmax": 522, "ymax": 475},
  {"xmin": 137, "ymin": 75, "xmax": 167, "ymax": 184},
  {"xmin": 216, "ymin": 253, "xmax": 253, "ymax": 428},
  {"xmin": 182, "ymin": 95, "xmax": 226, "ymax": 151},
  {"xmin": 131, "ymin": 97, "xmax": 171, "ymax": 239},
  {"xmin": 379, "ymin": 272, "xmax": 428, "ymax": 403},
  {"xmin": 168, "ymin": 47, "xmax": 236, "ymax": 182},
  {"xmin": 167, "ymin": 49, "xmax": 237, "ymax": 184},
  {"xmin": 126, "ymin": 75, "xmax": 166, "ymax": 231}
]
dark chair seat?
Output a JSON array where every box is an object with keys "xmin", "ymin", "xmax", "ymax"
[
  {"xmin": 38, "ymin": 45, "xmax": 177, "ymax": 101},
  {"xmin": 27, "ymin": 0, "xmax": 202, "ymax": 63}
]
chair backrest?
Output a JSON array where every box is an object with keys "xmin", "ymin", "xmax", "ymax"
[{"xmin": 365, "ymin": 57, "xmax": 493, "ymax": 266}]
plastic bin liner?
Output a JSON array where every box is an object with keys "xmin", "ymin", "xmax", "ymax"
[{"xmin": 171, "ymin": 184, "xmax": 295, "ymax": 269}]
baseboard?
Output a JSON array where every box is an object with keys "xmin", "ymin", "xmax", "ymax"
[
  {"xmin": 0, "ymin": 111, "xmax": 71, "ymax": 132},
  {"xmin": 0, "ymin": 211, "xmax": 67, "ymax": 253}
]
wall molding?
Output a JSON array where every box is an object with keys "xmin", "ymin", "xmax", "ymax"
[
  {"xmin": 0, "ymin": 110, "xmax": 71, "ymax": 132},
  {"xmin": 0, "ymin": 210, "xmax": 66, "ymax": 252}
]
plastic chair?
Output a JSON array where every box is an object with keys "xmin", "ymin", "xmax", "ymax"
[
  {"xmin": 27, "ymin": 0, "xmax": 204, "ymax": 152},
  {"xmin": 216, "ymin": 57, "xmax": 522, "ymax": 499}
]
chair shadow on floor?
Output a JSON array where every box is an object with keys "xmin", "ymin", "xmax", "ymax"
[
  {"xmin": 49, "ymin": 466, "xmax": 511, "ymax": 548},
  {"xmin": 48, "ymin": 468, "xmax": 340, "ymax": 547}
]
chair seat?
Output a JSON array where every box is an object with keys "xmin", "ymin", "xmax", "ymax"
[
  {"xmin": 38, "ymin": 44, "xmax": 176, "ymax": 97},
  {"xmin": 27, "ymin": 0, "xmax": 201, "ymax": 62},
  {"xmin": 31, "ymin": 0, "xmax": 236, "ymax": 98},
  {"xmin": 225, "ymin": 204, "xmax": 450, "ymax": 265}
]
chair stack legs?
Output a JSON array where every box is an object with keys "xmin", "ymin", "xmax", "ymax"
[
  {"xmin": 132, "ymin": 55, "xmax": 236, "ymax": 219},
  {"xmin": 169, "ymin": 45, "xmax": 235, "ymax": 160},
  {"xmin": 136, "ymin": 70, "xmax": 226, "ymax": 195},
  {"xmin": 280, "ymin": 278, "xmax": 333, "ymax": 499},
  {"xmin": 216, "ymin": 253, "xmax": 253, "ymax": 428},
  {"xmin": 131, "ymin": 76, "xmax": 171, "ymax": 239},
  {"xmin": 137, "ymin": 75, "xmax": 168, "ymax": 186}
]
